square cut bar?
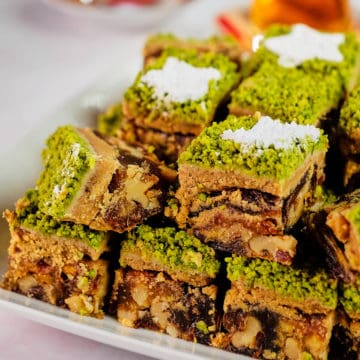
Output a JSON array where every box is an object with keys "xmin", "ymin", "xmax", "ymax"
[
  {"xmin": 212, "ymin": 256, "xmax": 338, "ymax": 359},
  {"xmin": 230, "ymin": 24, "xmax": 360, "ymax": 126},
  {"xmin": 143, "ymin": 33, "xmax": 243, "ymax": 69},
  {"xmin": 122, "ymin": 48, "xmax": 240, "ymax": 163},
  {"xmin": 175, "ymin": 114, "xmax": 328, "ymax": 262},
  {"xmin": 242, "ymin": 24, "xmax": 360, "ymax": 92},
  {"xmin": 305, "ymin": 189, "xmax": 360, "ymax": 283},
  {"xmin": 35, "ymin": 125, "xmax": 166, "ymax": 233},
  {"xmin": 119, "ymin": 224, "xmax": 220, "ymax": 287},
  {"xmin": 229, "ymin": 62, "xmax": 344, "ymax": 127},
  {"xmin": 2, "ymin": 191, "xmax": 110, "ymax": 317},
  {"xmin": 110, "ymin": 224, "xmax": 220, "ymax": 343},
  {"xmin": 109, "ymin": 268, "xmax": 218, "ymax": 345}
]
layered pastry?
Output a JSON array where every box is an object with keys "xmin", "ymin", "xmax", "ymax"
[
  {"xmin": 109, "ymin": 224, "xmax": 220, "ymax": 344},
  {"xmin": 174, "ymin": 113, "xmax": 328, "ymax": 263},
  {"xmin": 330, "ymin": 279, "xmax": 360, "ymax": 359},
  {"xmin": 304, "ymin": 189, "xmax": 360, "ymax": 283},
  {"xmin": 338, "ymin": 85, "xmax": 360, "ymax": 191},
  {"xmin": 213, "ymin": 256, "xmax": 338, "ymax": 359},
  {"xmin": 122, "ymin": 48, "xmax": 240, "ymax": 163},
  {"xmin": 143, "ymin": 33, "xmax": 243, "ymax": 69},
  {"xmin": 2, "ymin": 190, "xmax": 110, "ymax": 318},
  {"xmin": 35, "ymin": 125, "xmax": 166, "ymax": 233}
]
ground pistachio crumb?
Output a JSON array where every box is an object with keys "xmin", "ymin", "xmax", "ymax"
[
  {"xmin": 226, "ymin": 255, "xmax": 338, "ymax": 309},
  {"xmin": 36, "ymin": 125, "xmax": 96, "ymax": 218},
  {"xmin": 120, "ymin": 224, "xmax": 220, "ymax": 278},
  {"xmin": 178, "ymin": 113, "xmax": 328, "ymax": 181}
]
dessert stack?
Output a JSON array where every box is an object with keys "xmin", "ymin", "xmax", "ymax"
[{"xmin": 2, "ymin": 25, "xmax": 360, "ymax": 359}]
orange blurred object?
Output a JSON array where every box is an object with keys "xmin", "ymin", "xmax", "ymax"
[
  {"xmin": 250, "ymin": 0, "xmax": 353, "ymax": 32},
  {"xmin": 216, "ymin": 0, "xmax": 358, "ymax": 52}
]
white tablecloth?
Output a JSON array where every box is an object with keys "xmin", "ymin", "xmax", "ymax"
[{"xmin": 0, "ymin": 0, "xmax": 241, "ymax": 359}]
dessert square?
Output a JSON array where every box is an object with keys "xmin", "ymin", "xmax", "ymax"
[
  {"xmin": 245, "ymin": 23, "xmax": 360, "ymax": 91},
  {"xmin": 109, "ymin": 268, "xmax": 218, "ymax": 345},
  {"xmin": 2, "ymin": 191, "xmax": 110, "ymax": 317},
  {"xmin": 35, "ymin": 125, "xmax": 166, "ymax": 233},
  {"xmin": 230, "ymin": 24, "xmax": 360, "ymax": 128},
  {"xmin": 175, "ymin": 113, "xmax": 328, "ymax": 260},
  {"xmin": 305, "ymin": 189, "xmax": 360, "ymax": 282},
  {"xmin": 212, "ymin": 256, "xmax": 337, "ymax": 359},
  {"xmin": 143, "ymin": 33, "xmax": 243, "ymax": 69},
  {"xmin": 122, "ymin": 48, "xmax": 240, "ymax": 163},
  {"xmin": 229, "ymin": 61, "xmax": 344, "ymax": 127}
]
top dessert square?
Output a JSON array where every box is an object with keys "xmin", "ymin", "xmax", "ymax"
[
  {"xmin": 229, "ymin": 61, "xmax": 344, "ymax": 126},
  {"xmin": 123, "ymin": 48, "xmax": 240, "ymax": 136},
  {"xmin": 178, "ymin": 112, "xmax": 328, "ymax": 195},
  {"xmin": 246, "ymin": 23, "xmax": 360, "ymax": 90}
]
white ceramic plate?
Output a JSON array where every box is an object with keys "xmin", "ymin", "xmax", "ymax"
[
  {"xmin": 0, "ymin": 64, "xmax": 250, "ymax": 360},
  {"xmin": 42, "ymin": 0, "xmax": 186, "ymax": 29}
]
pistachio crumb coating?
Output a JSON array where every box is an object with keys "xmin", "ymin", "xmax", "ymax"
[
  {"xmin": 226, "ymin": 255, "xmax": 338, "ymax": 311},
  {"xmin": 120, "ymin": 224, "xmax": 220, "ymax": 286}
]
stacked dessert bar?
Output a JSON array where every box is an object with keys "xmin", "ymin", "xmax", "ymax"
[
  {"xmin": 121, "ymin": 45, "xmax": 240, "ymax": 163},
  {"xmin": 303, "ymin": 189, "xmax": 360, "ymax": 356},
  {"xmin": 3, "ymin": 190, "xmax": 110, "ymax": 318},
  {"xmin": 175, "ymin": 113, "xmax": 327, "ymax": 264},
  {"xmin": 174, "ymin": 111, "xmax": 336, "ymax": 358},
  {"xmin": 2, "ymin": 125, "xmax": 170, "ymax": 317},
  {"xmin": 109, "ymin": 224, "xmax": 220, "ymax": 344}
]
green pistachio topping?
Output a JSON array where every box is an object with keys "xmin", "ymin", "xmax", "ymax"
[
  {"xmin": 339, "ymin": 85, "xmax": 360, "ymax": 133},
  {"xmin": 97, "ymin": 102, "xmax": 123, "ymax": 136},
  {"xmin": 36, "ymin": 125, "xmax": 96, "ymax": 218},
  {"xmin": 124, "ymin": 48, "xmax": 239, "ymax": 127},
  {"xmin": 178, "ymin": 113, "xmax": 328, "ymax": 181},
  {"xmin": 246, "ymin": 24, "xmax": 360, "ymax": 89},
  {"xmin": 230, "ymin": 62, "xmax": 343, "ymax": 126},
  {"xmin": 340, "ymin": 278, "xmax": 360, "ymax": 315},
  {"xmin": 15, "ymin": 190, "xmax": 107, "ymax": 249},
  {"xmin": 226, "ymin": 255, "xmax": 338, "ymax": 309},
  {"xmin": 120, "ymin": 224, "xmax": 220, "ymax": 278}
]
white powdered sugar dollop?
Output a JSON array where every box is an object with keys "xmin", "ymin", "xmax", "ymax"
[
  {"xmin": 140, "ymin": 57, "xmax": 221, "ymax": 103},
  {"xmin": 221, "ymin": 116, "xmax": 320, "ymax": 152},
  {"xmin": 263, "ymin": 24, "xmax": 345, "ymax": 68}
]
